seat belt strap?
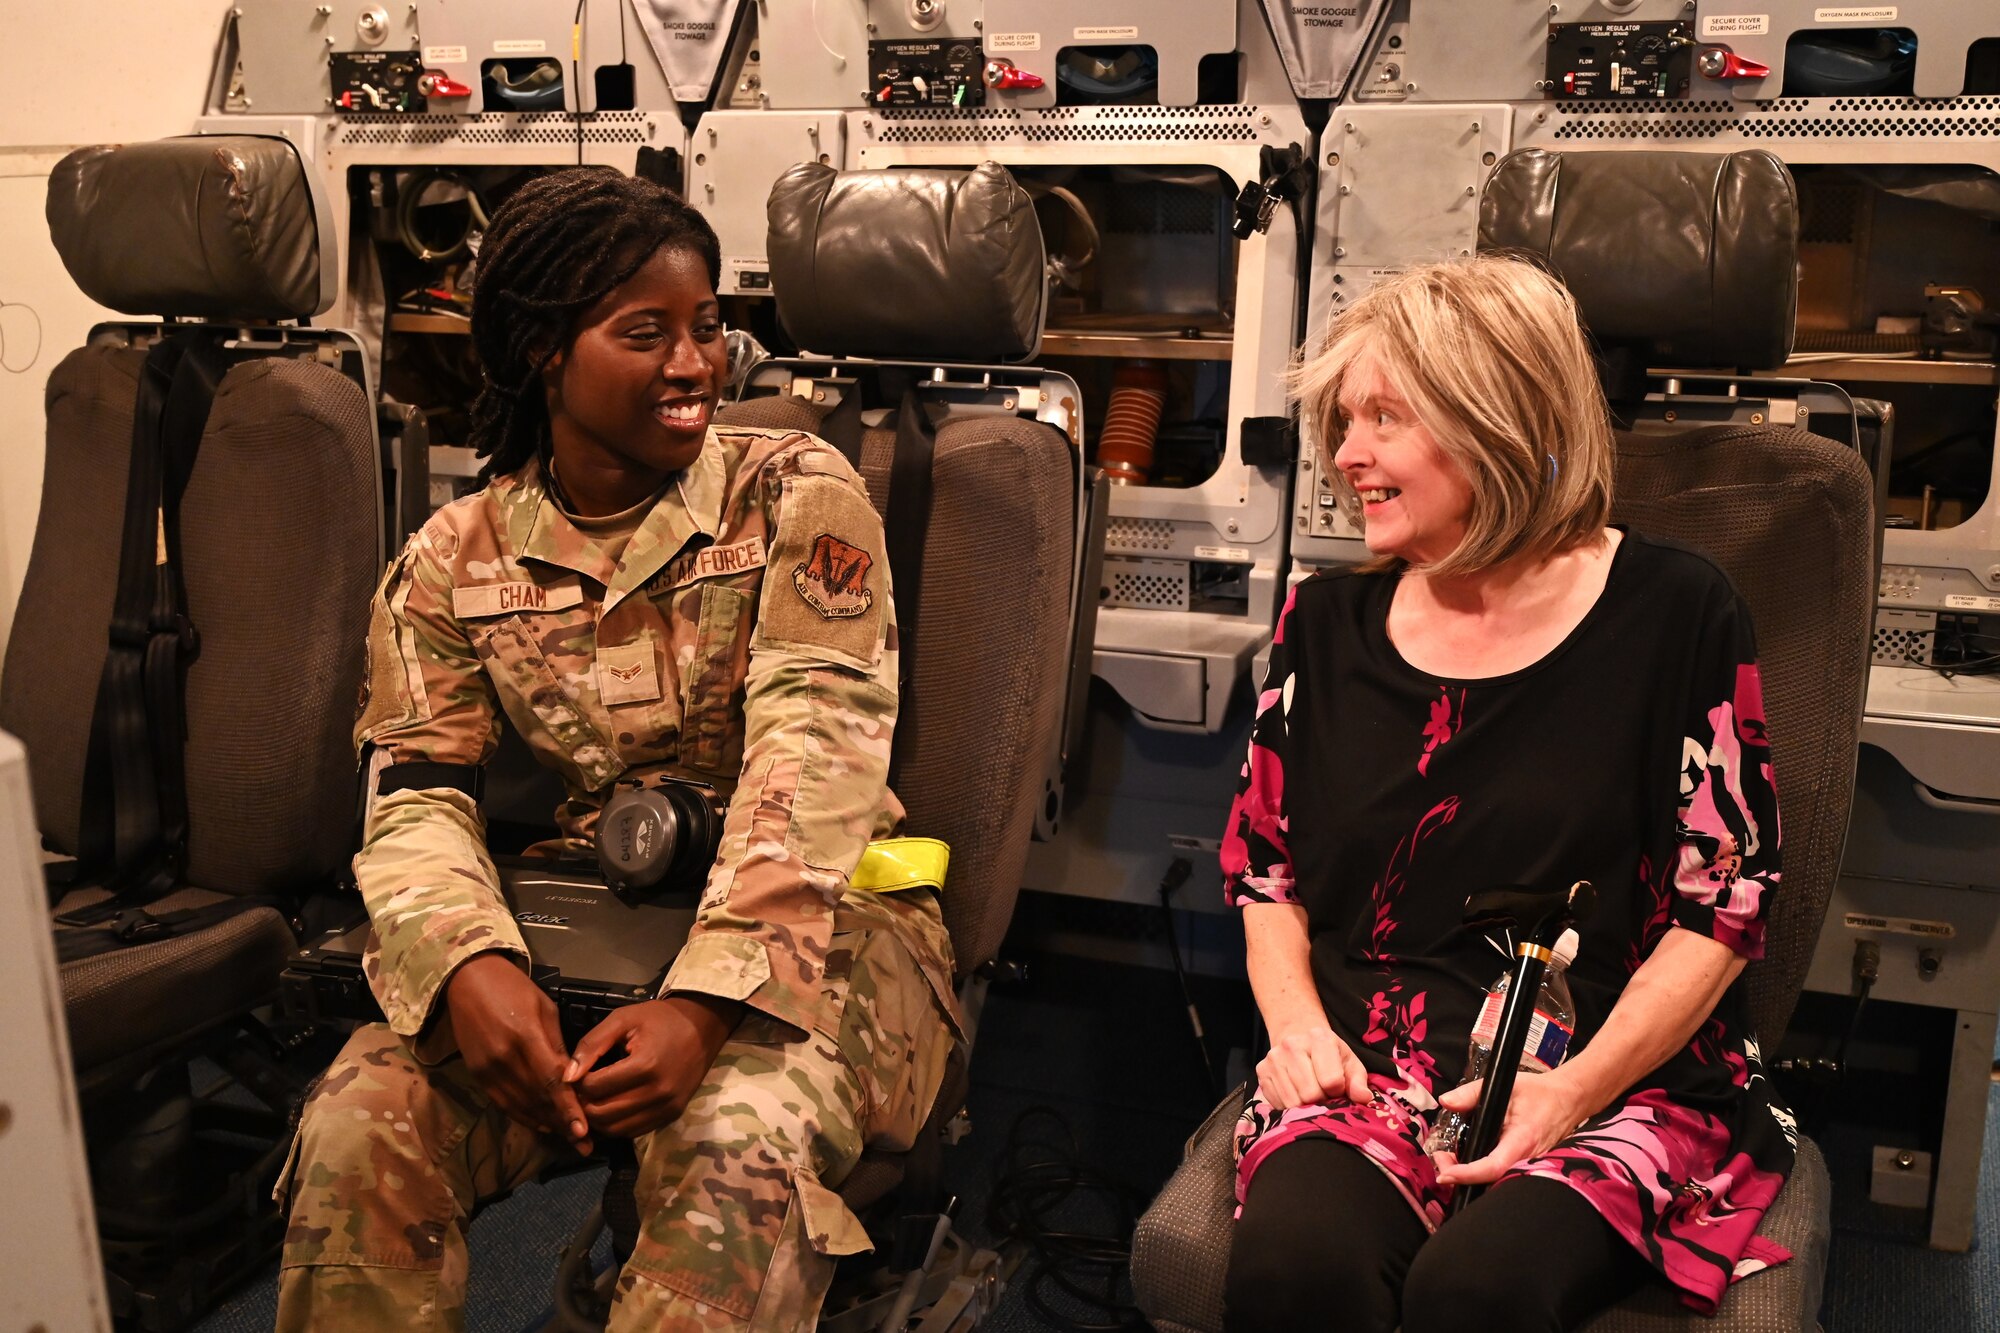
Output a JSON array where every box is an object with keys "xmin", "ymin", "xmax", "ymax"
[
  {"xmin": 817, "ymin": 385, "xmax": 867, "ymax": 470},
  {"xmin": 144, "ymin": 333, "xmax": 228, "ymax": 876},
  {"xmin": 882, "ymin": 388, "xmax": 935, "ymax": 789},
  {"xmin": 63, "ymin": 331, "xmax": 229, "ymax": 926},
  {"xmin": 54, "ymin": 894, "xmax": 281, "ymax": 965}
]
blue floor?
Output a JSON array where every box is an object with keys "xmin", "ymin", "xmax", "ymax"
[{"xmin": 190, "ymin": 955, "xmax": 1998, "ymax": 1331}]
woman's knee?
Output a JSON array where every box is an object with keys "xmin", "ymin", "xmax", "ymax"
[
  {"xmin": 1403, "ymin": 1248, "xmax": 1533, "ymax": 1333},
  {"xmin": 1403, "ymin": 1179, "xmax": 1645, "ymax": 1333},
  {"xmin": 1222, "ymin": 1138, "xmax": 1418, "ymax": 1333}
]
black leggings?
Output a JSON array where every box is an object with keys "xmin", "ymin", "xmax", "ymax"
[{"xmin": 1223, "ymin": 1136, "xmax": 1655, "ymax": 1333}]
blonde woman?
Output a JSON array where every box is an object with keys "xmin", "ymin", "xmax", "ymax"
[{"xmin": 1220, "ymin": 257, "xmax": 1792, "ymax": 1332}]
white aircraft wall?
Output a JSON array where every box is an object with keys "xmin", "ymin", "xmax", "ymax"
[{"xmin": 0, "ymin": 1, "xmax": 228, "ymax": 659}]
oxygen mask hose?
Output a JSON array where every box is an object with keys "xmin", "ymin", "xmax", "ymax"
[{"xmin": 1098, "ymin": 361, "xmax": 1168, "ymax": 485}]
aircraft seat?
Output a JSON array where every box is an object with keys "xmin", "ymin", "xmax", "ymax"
[
  {"xmin": 0, "ymin": 134, "xmax": 381, "ymax": 1325},
  {"xmin": 1130, "ymin": 148, "xmax": 1874, "ymax": 1333}
]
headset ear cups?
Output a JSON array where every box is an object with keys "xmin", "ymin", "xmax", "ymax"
[{"xmin": 594, "ymin": 776, "xmax": 725, "ymax": 893}]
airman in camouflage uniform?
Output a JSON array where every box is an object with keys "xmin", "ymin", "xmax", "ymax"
[{"xmin": 276, "ymin": 424, "xmax": 961, "ymax": 1331}]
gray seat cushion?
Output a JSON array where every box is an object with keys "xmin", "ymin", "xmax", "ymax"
[
  {"xmin": 1132, "ymin": 1089, "xmax": 1831, "ymax": 1333},
  {"xmin": 55, "ymin": 887, "xmax": 296, "ymax": 1081}
]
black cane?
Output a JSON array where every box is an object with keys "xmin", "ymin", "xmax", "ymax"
[{"xmin": 1448, "ymin": 880, "xmax": 1595, "ymax": 1216}]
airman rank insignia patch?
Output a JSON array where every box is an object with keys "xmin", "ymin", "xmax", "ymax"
[{"xmin": 793, "ymin": 534, "xmax": 875, "ymax": 620}]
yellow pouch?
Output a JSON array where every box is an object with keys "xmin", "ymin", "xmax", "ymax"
[{"xmin": 851, "ymin": 837, "xmax": 949, "ymax": 894}]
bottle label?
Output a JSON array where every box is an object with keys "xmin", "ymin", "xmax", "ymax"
[{"xmin": 1470, "ymin": 992, "xmax": 1574, "ymax": 1073}]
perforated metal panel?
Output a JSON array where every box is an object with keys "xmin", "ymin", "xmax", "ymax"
[
  {"xmin": 1102, "ymin": 557, "xmax": 1190, "ymax": 612},
  {"xmin": 1874, "ymin": 610, "xmax": 1938, "ymax": 667},
  {"xmin": 1548, "ymin": 97, "xmax": 2000, "ymax": 142},
  {"xmin": 871, "ymin": 106, "xmax": 1263, "ymax": 145},
  {"xmin": 334, "ymin": 110, "xmax": 650, "ymax": 146},
  {"xmin": 1104, "ymin": 517, "xmax": 1177, "ymax": 553}
]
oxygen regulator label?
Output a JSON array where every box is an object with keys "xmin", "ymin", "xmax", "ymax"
[
  {"xmin": 1698, "ymin": 14, "xmax": 1768, "ymax": 37},
  {"xmin": 1844, "ymin": 912, "xmax": 1955, "ymax": 939}
]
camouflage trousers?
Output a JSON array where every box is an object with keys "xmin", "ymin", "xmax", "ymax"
[{"xmin": 275, "ymin": 903, "xmax": 954, "ymax": 1331}]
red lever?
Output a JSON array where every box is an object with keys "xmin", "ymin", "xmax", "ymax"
[
  {"xmin": 1696, "ymin": 47, "xmax": 1771, "ymax": 80},
  {"xmin": 418, "ymin": 70, "xmax": 473, "ymax": 98},
  {"xmin": 982, "ymin": 58, "xmax": 1045, "ymax": 91}
]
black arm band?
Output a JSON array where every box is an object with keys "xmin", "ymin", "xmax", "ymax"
[{"xmin": 376, "ymin": 762, "xmax": 485, "ymax": 802}]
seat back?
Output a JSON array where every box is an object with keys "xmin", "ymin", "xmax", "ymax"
[
  {"xmin": 717, "ymin": 161, "xmax": 1087, "ymax": 981},
  {"xmin": 0, "ymin": 136, "xmax": 381, "ymax": 895},
  {"xmin": 1483, "ymin": 148, "xmax": 1877, "ymax": 1047}
]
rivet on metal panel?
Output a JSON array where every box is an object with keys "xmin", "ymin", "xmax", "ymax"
[
  {"xmin": 1344, "ymin": 121, "xmax": 1355, "ymax": 133},
  {"xmin": 695, "ymin": 152, "xmax": 706, "ymax": 164},
  {"xmin": 705, "ymin": 183, "xmax": 715, "ymax": 196},
  {"xmin": 815, "ymin": 390, "xmax": 828, "ymax": 402},
  {"xmin": 1750, "ymin": 412, "xmax": 1765, "ymax": 424},
  {"xmin": 1297, "ymin": 516, "xmax": 1308, "ymax": 530},
  {"xmin": 1985, "ymin": 565, "xmax": 2000, "ymax": 584},
  {"xmin": 1460, "ymin": 249, "xmax": 1470, "ymax": 256},
  {"xmin": 1260, "ymin": 114, "xmax": 1271, "ymax": 126},
  {"xmin": 1470, "ymin": 122, "xmax": 1480, "ymax": 132},
  {"xmin": 1403, "ymin": 82, "xmax": 1417, "ymax": 93},
  {"xmin": 1338, "ymin": 184, "xmax": 1351, "ymax": 195},
  {"xmin": 1332, "ymin": 273, "xmax": 1344, "ymax": 284},
  {"xmin": 975, "ymin": 18, "xmax": 983, "ymax": 28},
  {"xmin": 867, "ymin": 22, "xmax": 877, "ymax": 32},
  {"xmin": 1334, "ymin": 246, "xmax": 1346, "ymax": 257},
  {"xmin": 1226, "ymin": 520, "xmax": 1240, "ymax": 534},
  {"xmin": 1483, "ymin": 151, "xmax": 1496, "ymax": 165},
  {"xmin": 1663, "ymin": 410, "xmax": 1678, "ymax": 422},
  {"xmin": 818, "ymin": 153, "xmax": 831, "ymax": 164},
  {"xmin": 862, "ymin": 118, "xmax": 872, "ymax": 129},
  {"xmin": 1464, "ymin": 186, "xmax": 1475, "ymax": 196},
  {"xmin": 1326, "ymin": 151, "xmax": 1340, "ymax": 166}
]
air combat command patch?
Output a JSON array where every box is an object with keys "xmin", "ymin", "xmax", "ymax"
[{"xmin": 794, "ymin": 534, "xmax": 875, "ymax": 620}]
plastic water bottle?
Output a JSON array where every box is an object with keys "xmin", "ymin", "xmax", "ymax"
[{"xmin": 1425, "ymin": 928, "xmax": 1580, "ymax": 1158}]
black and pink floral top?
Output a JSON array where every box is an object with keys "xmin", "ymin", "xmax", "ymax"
[{"xmin": 1222, "ymin": 529, "xmax": 1795, "ymax": 1313}]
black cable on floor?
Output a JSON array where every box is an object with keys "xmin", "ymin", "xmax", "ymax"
[
  {"xmin": 986, "ymin": 1106, "xmax": 1150, "ymax": 1332},
  {"xmin": 1157, "ymin": 856, "xmax": 1220, "ymax": 1098}
]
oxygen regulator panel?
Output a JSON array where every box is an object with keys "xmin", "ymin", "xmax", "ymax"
[
  {"xmin": 867, "ymin": 39, "xmax": 988, "ymax": 107},
  {"xmin": 1542, "ymin": 21, "xmax": 1694, "ymax": 100},
  {"xmin": 329, "ymin": 51, "xmax": 430, "ymax": 114}
]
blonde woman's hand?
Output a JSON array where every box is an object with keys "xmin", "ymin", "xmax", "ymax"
[{"xmin": 1257, "ymin": 1025, "xmax": 1375, "ymax": 1110}]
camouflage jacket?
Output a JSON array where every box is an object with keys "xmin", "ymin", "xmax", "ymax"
[{"xmin": 352, "ymin": 425, "xmax": 960, "ymax": 1051}]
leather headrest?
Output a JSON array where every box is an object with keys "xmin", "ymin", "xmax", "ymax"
[
  {"xmin": 1479, "ymin": 148, "xmax": 1798, "ymax": 371},
  {"xmin": 47, "ymin": 136, "xmax": 329, "ymax": 322},
  {"xmin": 767, "ymin": 163, "xmax": 1046, "ymax": 362}
]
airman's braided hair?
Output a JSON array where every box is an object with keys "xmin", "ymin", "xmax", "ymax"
[{"xmin": 468, "ymin": 167, "xmax": 723, "ymax": 484}]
